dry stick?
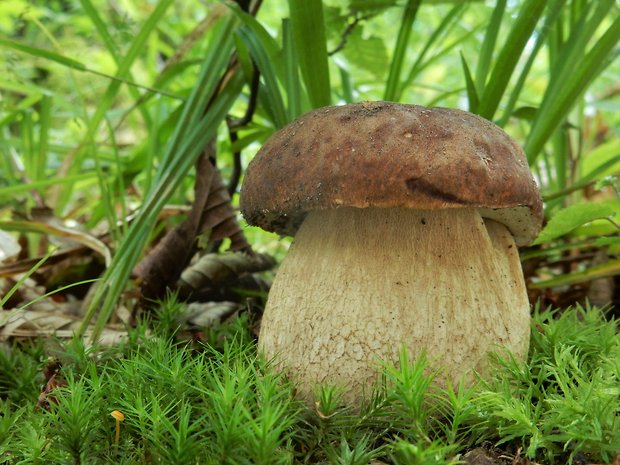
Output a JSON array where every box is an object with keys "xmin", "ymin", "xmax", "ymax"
[{"xmin": 328, "ymin": 13, "xmax": 373, "ymax": 56}]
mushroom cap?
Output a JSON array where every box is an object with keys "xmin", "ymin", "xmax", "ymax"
[
  {"xmin": 110, "ymin": 410, "xmax": 125, "ymax": 421},
  {"xmin": 240, "ymin": 102, "xmax": 543, "ymax": 245}
]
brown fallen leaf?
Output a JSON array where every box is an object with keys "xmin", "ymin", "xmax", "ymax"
[
  {"xmin": 37, "ymin": 359, "xmax": 64, "ymax": 410},
  {"xmin": 464, "ymin": 448, "xmax": 501, "ymax": 465},
  {"xmin": 135, "ymin": 145, "xmax": 252, "ymax": 301},
  {"xmin": 177, "ymin": 251, "xmax": 275, "ymax": 296}
]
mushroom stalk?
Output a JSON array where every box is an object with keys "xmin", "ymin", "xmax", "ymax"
[{"xmin": 259, "ymin": 207, "xmax": 531, "ymax": 404}]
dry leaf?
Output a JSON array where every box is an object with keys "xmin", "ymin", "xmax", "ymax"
[
  {"xmin": 0, "ymin": 230, "xmax": 20, "ymax": 263},
  {"xmin": 178, "ymin": 251, "xmax": 275, "ymax": 294},
  {"xmin": 135, "ymin": 145, "xmax": 252, "ymax": 301}
]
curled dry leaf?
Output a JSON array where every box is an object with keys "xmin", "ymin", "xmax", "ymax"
[
  {"xmin": 135, "ymin": 147, "xmax": 252, "ymax": 301},
  {"xmin": 586, "ymin": 248, "xmax": 616, "ymax": 307},
  {"xmin": 37, "ymin": 359, "xmax": 65, "ymax": 410},
  {"xmin": 1, "ymin": 306, "xmax": 128, "ymax": 346},
  {"xmin": 1, "ymin": 278, "xmax": 128, "ymax": 346},
  {"xmin": 177, "ymin": 251, "xmax": 276, "ymax": 295},
  {"xmin": 0, "ymin": 245, "xmax": 91, "ymax": 278},
  {"xmin": 196, "ymin": 165, "xmax": 250, "ymax": 251},
  {"xmin": 463, "ymin": 448, "xmax": 501, "ymax": 465},
  {"xmin": 0, "ymin": 230, "xmax": 20, "ymax": 263},
  {"xmin": 0, "ymin": 219, "xmax": 111, "ymax": 266},
  {"xmin": 183, "ymin": 301, "xmax": 239, "ymax": 328}
]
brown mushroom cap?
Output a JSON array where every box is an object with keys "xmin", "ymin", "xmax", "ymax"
[{"xmin": 240, "ymin": 101, "xmax": 543, "ymax": 245}]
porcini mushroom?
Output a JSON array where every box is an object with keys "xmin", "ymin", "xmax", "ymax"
[{"xmin": 240, "ymin": 102, "xmax": 543, "ymax": 405}]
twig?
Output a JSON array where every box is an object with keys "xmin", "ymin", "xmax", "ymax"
[
  {"xmin": 226, "ymin": 65, "xmax": 261, "ymax": 196},
  {"xmin": 328, "ymin": 13, "xmax": 373, "ymax": 56}
]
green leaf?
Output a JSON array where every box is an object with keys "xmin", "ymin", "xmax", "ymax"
[
  {"xmin": 288, "ymin": 0, "xmax": 331, "ymax": 109},
  {"xmin": 348, "ymin": 0, "xmax": 398, "ymax": 13},
  {"xmin": 581, "ymin": 141, "xmax": 620, "ymax": 181},
  {"xmin": 533, "ymin": 201, "xmax": 618, "ymax": 245},
  {"xmin": 341, "ymin": 28, "xmax": 388, "ymax": 79},
  {"xmin": 511, "ymin": 106, "xmax": 538, "ymax": 121}
]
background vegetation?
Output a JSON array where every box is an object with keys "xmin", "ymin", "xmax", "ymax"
[{"xmin": 0, "ymin": 0, "xmax": 619, "ymax": 463}]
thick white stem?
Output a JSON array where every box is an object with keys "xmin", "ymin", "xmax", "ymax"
[{"xmin": 260, "ymin": 207, "xmax": 531, "ymax": 404}]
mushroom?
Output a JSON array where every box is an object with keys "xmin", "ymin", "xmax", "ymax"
[
  {"xmin": 110, "ymin": 410, "xmax": 125, "ymax": 446},
  {"xmin": 240, "ymin": 102, "xmax": 543, "ymax": 405}
]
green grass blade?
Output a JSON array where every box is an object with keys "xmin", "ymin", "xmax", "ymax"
[
  {"xmin": 89, "ymin": 73, "xmax": 245, "ymax": 342},
  {"xmin": 0, "ymin": 173, "xmax": 98, "ymax": 199},
  {"xmin": 231, "ymin": 5, "xmax": 292, "ymax": 123},
  {"xmin": 236, "ymin": 25, "xmax": 288, "ymax": 128},
  {"xmin": 231, "ymin": 4, "xmax": 283, "ymax": 75},
  {"xmin": 156, "ymin": 17, "xmax": 239, "ymax": 178},
  {"xmin": 476, "ymin": 0, "xmax": 547, "ymax": 120},
  {"xmin": 426, "ymin": 88, "xmax": 464, "ymax": 107},
  {"xmin": 529, "ymin": 259, "xmax": 620, "ymax": 289},
  {"xmin": 282, "ymin": 18, "xmax": 302, "ymax": 121},
  {"xmin": 399, "ymin": 3, "xmax": 466, "ymax": 99},
  {"xmin": 0, "ymin": 79, "xmax": 54, "ymax": 96},
  {"xmin": 551, "ymin": 129, "xmax": 569, "ymax": 192},
  {"xmin": 474, "ymin": 0, "xmax": 506, "ymax": 92},
  {"xmin": 460, "ymin": 52, "xmax": 478, "ymax": 112},
  {"xmin": 525, "ymin": 12, "xmax": 620, "ymax": 163},
  {"xmin": 0, "ymin": 93, "xmax": 42, "ymax": 128},
  {"xmin": 78, "ymin": 0, "xmax": 118, "ymax": 57},
  {"xmin": 548, "ymin": 2, "xmax": 610, "ymax": 85},
  {"xmin": 0, "ymin": 247, "xmax": 58, "ymax": 312},
  {"xmin": 35, "ymin": 95, "xmax": 52, "ymax": 183},
  {"xmin": 57, "ymin": 0, "xmax": 175, "ymax": 210},
  {"xmin": 80, "ymin": 21, "xmax": 244, "ymax": 341},
  {"xmin": 338, "ymin": 66, "xmax": 354, "ymax": 104},
  {"xmin": 79, "ymin": 0, "xmax": 152, "ymax": 127},
  {"xmin": 0, "ymin": 37, "xmax": 86, "ymax": 71},
  {"xmin": 384, "ymin": 0, "xmax": 421, "ymax": 102},
  {"xmin": 497, "ymin": 0, "xmax": 567, "ymax": 127},
  {"xmin": 288, "ymin": 0, "xmax": 331, "ymax": 109},
  {"xmin": 21, "ymin": 110, "xmax": 33, "ymax": 180}
]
